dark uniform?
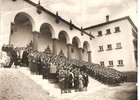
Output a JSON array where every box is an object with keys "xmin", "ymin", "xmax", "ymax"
[
  {"xmin": 83, "ymin": 73, "xmax": 89, "ymax": 91},
  {"xmin": 22, "ymin": 49, "xmax": 29, "ymax": 67}
]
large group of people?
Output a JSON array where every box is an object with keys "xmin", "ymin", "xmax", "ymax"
[{"xmin": 1, "ymin": 44, "xmax": 127, "ymax": 94}]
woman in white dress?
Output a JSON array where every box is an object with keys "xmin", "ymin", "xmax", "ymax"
[{"xmin": 78, "ymin": 72, "xmax": 84, "ymax": 91}]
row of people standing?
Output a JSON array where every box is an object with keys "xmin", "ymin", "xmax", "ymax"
[
  {"xmin": 26, "ymin": 49, "xmax": 89, "ymax": 93},
  {"xmin": 1, "ymin": 44, "xmax": 30, "ymax": 68},
  {"xmin": 58, "ymin": 67, "xmax": 89, "ymax": 94}
]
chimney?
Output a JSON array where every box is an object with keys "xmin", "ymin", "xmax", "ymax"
[{"xmin": 106, "ymin": 15, "xmax": 109, "ymax": 22}]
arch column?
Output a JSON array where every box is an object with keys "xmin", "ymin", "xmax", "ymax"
[
  {"xmin": 87, "ymin": 51, "xmax": 92, "ymax": 62},
  {"xmin": 52, "ymin": 38, "xmax": 58, "ymax": 55},
  {"xmin": 67, "ymin": 43, "xmax": 72, "ymax": 60},
  {"xmin": 78, "ymin": 47, "xmax": 83, "ymax": 61},
  {"xmin": 32, "ymin": 31, "xmax": 40, "ymax": 51}
]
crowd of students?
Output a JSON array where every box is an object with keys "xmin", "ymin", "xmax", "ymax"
[{"xmin": 1, "ymin": 44, "xmax": 127, "ymax": 93}]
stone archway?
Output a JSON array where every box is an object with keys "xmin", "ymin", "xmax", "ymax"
[
  {"xmin": 72, "ymin": 36, "xmax": 81, "ymax": 60},
  {"xmin": 10, "ymin": 12, "xmax": 34, "ymax": 48},
  {"xmin": 38, "ymin": 23, "xmax": 55, "ymax": 52},
  {"xmin": 58, "ymin": 30, "xmax": 69, "ymax": 57},
  {"xmin": 83, "ymin": 41, "xmax": 91, "ymax": 62}
]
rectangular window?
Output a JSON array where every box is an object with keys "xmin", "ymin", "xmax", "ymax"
[
  {"xmin": 98, "ymin": 46, "xmax": 104, "ymax": 52},
  {"xmin": 108, "ymin": 61, "xmax": 114, "ymax": 67},
  {"xmin": 116, "ymin": 43, "xmax": 122, "ymax": 49},
  {"xmin": 106, "ymin": 29, "xmax": 111, "ymax": 35},
  {"xmin": 97, "ymin": 31, "xmax": 103, "ymax": 37},
  {"xmin": 117, "ymin": 60, "xmax": 124, "ymax": 66},
  {"xmin": 100, "ymin": 61, "xmax": 105, "ymax": 66},
  {"xmin": 107, "ymin": 44, "xmax": 112, "ymax": 50},
  {"xmin": 114, "ymin": 27, "xmax": 120, "ymax": 33}
]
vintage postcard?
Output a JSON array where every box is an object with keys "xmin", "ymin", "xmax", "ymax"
[{"xmin": 0, "ymin": 0, "xmax": 137, "ymax": 100}]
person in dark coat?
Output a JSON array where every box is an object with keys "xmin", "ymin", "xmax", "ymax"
[
  {"xmin": 8, "ymin": 47, "xmax": 18, "ymax": 68},
  {"xmin": 74, "ymin": 68, "xmax": 79, "ymax": 92},
  {"xmin": 37, "ymin": 54, "xmax": 42, "ymax": 75},
  {"xmin": 28, "ymin": 50, "xmax": 34, "ymax": 74},
  {"xmin": 64, "ymin": 69, "xmax": 69, "ymax": 93},
  {"xmin": 32, "ymin": 53, "xmax": 38, "ymax": 74},
  {"xmin": 69, "ymin": 70, "xmax": 74, "ymax": 89},
  {"xmin": 2, "ymin": 44, "xmax": 6, "ymax": 52},
  {"xmin": 22, "ymin": 48, "xmax": 29, "ymax": 67},
  {"xmin": 83, "ymin": 72, "xmax": 89, "ymax": 91}
]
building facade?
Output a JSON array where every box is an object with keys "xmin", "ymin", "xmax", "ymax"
[
  {"xmin": 0, "ymin": 0, "xmax": 137, "ymax": 73},
  {"xmin": 84, "ymin": 16, "xmax": 137, "ymax": 72}
]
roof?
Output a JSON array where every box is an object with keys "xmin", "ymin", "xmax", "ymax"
[
  {"xmin": 84, "ymin": 16, "xmax": 137, "ymax": 32},
  {"xmin": 23, "ymin": 0, "xmax": 94, "ymax": 38}
]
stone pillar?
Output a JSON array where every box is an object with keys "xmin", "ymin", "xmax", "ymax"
[
  {"xmin": 78, "ymin": 48, "xmax": 83, "ymax": 61},
  {"xmin": 32, "ymin": 31, "xmax": 39, "ymax": 51},
  {"xmin": 52, "ymin": 38, "xmax": 57, "ymax": 55},
  {"xmin": 87, "ymin": 51, "xmax": 92, "ymax": 62},
  {"xmin": 67, "ymin": 44, "xmax": 72, "ymax": 60}
]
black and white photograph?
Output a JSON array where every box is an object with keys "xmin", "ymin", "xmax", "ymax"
[{"xmin": 0, "ymin": 0, "xmax": 137, "ymax": 100}]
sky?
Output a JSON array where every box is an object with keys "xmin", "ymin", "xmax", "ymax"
[{"xmin": 21, "ymin": 0, "xmax": 138, "ymax": 28}]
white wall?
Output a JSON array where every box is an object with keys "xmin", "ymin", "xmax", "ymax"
[
  {"xmin": 10, "ymin": 23, "xmax": 33, "ymax": 47},
  {"xmin": 38, "ymin": 32, "xmax": 52, "ymax": 52},
  {"xmin": 85, "ymin": 20, "xmax": 137, "ymax": 72},
  {"xmin": 82, "ymin": 45, "xmax": 88, "ymax": 61},
  {"xmin": 71, "ymin": 45, "xmax": 79, "ymax": 60}
]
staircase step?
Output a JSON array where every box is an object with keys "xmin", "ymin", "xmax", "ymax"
[{"xmin": 18, "ymin": 67, "xmax": 107, "ymax": 98}]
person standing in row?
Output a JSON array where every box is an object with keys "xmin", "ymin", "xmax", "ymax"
[
  {"xmin": 22, "ymin": 48, "xmax": 29, "ymax": 67},
  {"xmin": 74, "ymin": 68, "xmax": 79, "ymax": 92},
  {"xmin": 69, "ymin": 69, "xmax": 74, "ymax": 89},
  {"xmin": 32, "ymin": 52, "xmax": 38, "ymax": 74},
  {"xmin": 83, "ymin": 72, "xmax": 89, "ymax": 91},
  {"xmin": 8, "ymin": 47, "xmax": 18, "ymax": 68},
  {"xmin": 59, "ymin": 68, "xmax": 65, "ymax": 94},
  {"xmin": 50, "ymin": 62, "xmax": 57, "ymax": 83},
  {"xmin": 28, "ymin": 50, "xmax": 34, "ymax": 74},
  {"xmin": 78, "ymin": 72, "xmax": 84, "ymax": 91}
]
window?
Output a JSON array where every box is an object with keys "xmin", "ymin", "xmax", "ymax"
[
  {"xmin": 100, "ymin": 61, "xmax": 105, "ymax": 66},
  {"xmin": 107, "ymin": 44, "xmax": 112, "ymax": 50},
  {"xmin": 114, "ymin": 27, "xmax": 120, "ymax": 33},
  {"xmin": 116, "ymin": 43, "xmax": 122, "ymax": 49},
  {"xmin": 106, "ymin": 29, "xmax": 111, "ymax": 35},
  {"xmin": 117, "ymin": 60, "xmax": 124, "ymax": 66},
  {"xmin": 97, "ymin": 31, "xmax": 103, "ymax": 37},
  {"xmin": 108, "ymin": 61, "xmax": 114, "ymax": 67},
  {"xmin": 98, "ymin": 46, "xmax": 104, "ymax": 52}
]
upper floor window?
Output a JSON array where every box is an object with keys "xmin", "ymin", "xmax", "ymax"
[
  {"xmin": 108, "ymin": 60, "xmax": 114, "ymax": 67},
  {"xmin": 114, "ymin": 27, "xmax": 120, "ymax": 33},
  {"xmin": 117, "ymin": 60, "xmax": 124, "ymax": 67},
  {"xmin": 97, "ymin": 31, "xmax": 103, "ymax": 37},
  {"xmin": 106, "ymin": 29, "xmax": 111, "ymax": 35},
  {"xmin": 107, "ymin": 44, "xmax": 112, "ymax": 50},
  {"xmin": 98, "ymin": 46, "xmax": 104, "ymax": 52},
  {"xmin": 100, "ymin": 61, "xmax": 105, "ymax": 66},
  {"xmin": 116, "ymin": 43, "xmax": 122, "ymax": 49}
]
